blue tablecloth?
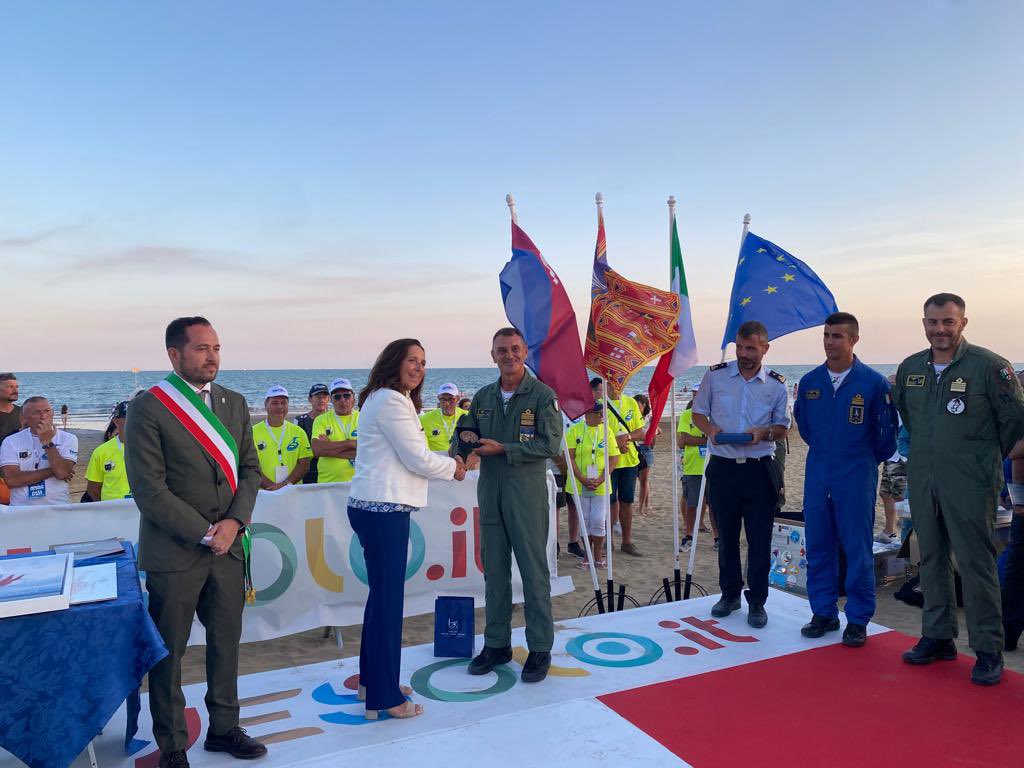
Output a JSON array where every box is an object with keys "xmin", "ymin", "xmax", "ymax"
[{"xmin": 0, "ymin": 546, "xmax": 168, "ymax": 768}]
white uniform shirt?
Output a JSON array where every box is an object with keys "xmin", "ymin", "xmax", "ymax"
[{"xmin": 0, "ymin": 428, "xmax": 79, "ymax": 506}]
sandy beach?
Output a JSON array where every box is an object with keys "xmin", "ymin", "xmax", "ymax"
[{"xmin": 64, "ymin": 422, "xmax": 1023, "ymax": 681}]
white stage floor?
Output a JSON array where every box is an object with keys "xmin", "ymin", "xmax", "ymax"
[{"xmin": 0, "ymin": 590, "xmax": 895, "ymax": 768}]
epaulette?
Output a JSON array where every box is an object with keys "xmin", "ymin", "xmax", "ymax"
[
  {"xmin": 709, "ymin": 362, "xmax": 728, "ymax": 371},
  {"xmin": 768, "ymin": 369, "xmax": 786, "ymax": 383}
]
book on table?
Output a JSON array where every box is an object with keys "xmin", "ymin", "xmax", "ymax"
[
  {"xmin": 71, "ymin": 562, "xmax": 118, "ymax": 605},
  {"xmin": 0, "ymin": 552, "xmax": 74, "ymax": 618},
  {"xmin": 50, "ymin": 537, "xmax": 126, "ymax": 561}
]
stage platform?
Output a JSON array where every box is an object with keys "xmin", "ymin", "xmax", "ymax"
[{"xmin": 9, "ymin": 590, "xmax": 1022, "ymax": 768}]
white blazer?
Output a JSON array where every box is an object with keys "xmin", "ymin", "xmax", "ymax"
[{"xmin": 349, "ymin": 388, "xmax": 456, "ymax": 507}]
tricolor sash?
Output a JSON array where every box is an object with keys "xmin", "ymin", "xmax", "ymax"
[{"xmin": 150, "ymin": 373, "xmax": 240, "ymax": 494}]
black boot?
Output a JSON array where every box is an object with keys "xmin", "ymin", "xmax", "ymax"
[
  {"xmin": 842, "ymin": 623, "xmax": 868, "ymax": 648},
  {"xmin": 902, "ymin": 637, "xmax": 957, "ymax": 665},
  {"xmin": 971, "ymin": 652, "xmax": 1004, "ymax": 686},
  {"xmin": 159, "ymin": 752, "xmax": 190, "ymax": 768},
  {"xmin": 521, "ymin": 651, "xmax": 551, "ymax": 683},
  {"xmin": 468, "ymin": 645, "xmax": 513, "ymax": 675},
  {"xmin": 800, "ymin": 615, "xmax": 840, "ymax": 638},
  {"xmin": 710, "ymin": 596, "xmax": 741, "ymax": 617}
]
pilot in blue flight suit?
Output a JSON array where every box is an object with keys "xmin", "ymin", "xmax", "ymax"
[{"xmin": 794, "ymin": 312, "xmax": 897, "ymax": 647}]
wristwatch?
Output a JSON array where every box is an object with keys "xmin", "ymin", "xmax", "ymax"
[{"xmin": 41, "ymin": 441, "xmax": 55, "ymax": 450}]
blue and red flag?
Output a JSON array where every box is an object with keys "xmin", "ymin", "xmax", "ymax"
[{"xmin": 500, "ymin": 221, "xmax": 595, "ymax": 420}]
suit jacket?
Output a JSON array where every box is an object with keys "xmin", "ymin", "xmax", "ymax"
[{"xmin": 125, "ymin": 381, "xmax": 260, "ymax": 572}]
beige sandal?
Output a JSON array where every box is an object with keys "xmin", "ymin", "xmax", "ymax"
[{"xmin": 365, "ymin": 699, "xmax": 423, "ymax": 720}]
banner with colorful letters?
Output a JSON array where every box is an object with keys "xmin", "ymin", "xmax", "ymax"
[{"xmin": 0, "ymin": 475, "xmax": 573, "ymax": 644}]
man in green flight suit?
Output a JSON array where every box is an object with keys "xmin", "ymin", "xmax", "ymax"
[
  {"xmin": 457, "ymin": 327, "xmax": 562, "ymax": 683},
  {"xmin": 893, "ymin": 293, "xmax": 1024, "ymax": 686}
]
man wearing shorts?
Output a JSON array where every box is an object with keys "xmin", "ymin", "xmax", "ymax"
[{"xmin": 592, "ymin": 378, "xmax": 645, "ymax": 557}]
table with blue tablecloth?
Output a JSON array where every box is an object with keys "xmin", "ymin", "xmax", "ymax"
[{"xmin": 0, "ymin": 546, "xmax": 167, "ymax": 768}]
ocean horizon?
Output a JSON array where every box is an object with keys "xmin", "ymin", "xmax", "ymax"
[{"xmin": 11, "ymin": 364, "xmax": 916, "ymax": 430}]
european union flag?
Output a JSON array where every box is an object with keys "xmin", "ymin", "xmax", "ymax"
[{"xmin": 720, "ymin": 232, "xmax": 838, "ymax": 348}]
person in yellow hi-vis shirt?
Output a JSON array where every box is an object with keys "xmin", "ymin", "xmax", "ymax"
[
  {"xmin": 590, "ymin": 377, "xmax": 645, "ymax": 557},
  {"xmin": 253, "ymin": 385, "xmax": 312, "ymax": 491},
  {"xmin": 565, "ymin": 401, "xmax": 620, "ymax": 569},
  {"xmin": 312, "ymin": 377, "xmax": 359, "ymax": 483},
  {"xmin": 420, "ymin": 382, "xmax": 467, "ymax": 451},
  {"xmin": 85, "ymin": 400, "xmax": 132, "ymax": 501}
]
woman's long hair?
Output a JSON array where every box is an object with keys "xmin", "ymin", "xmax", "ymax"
[
  {"xmin": 634, "ymin": 393, "xmax": 651, "ymax": 418},
  {"xmin": 358, "ymin": 338, "xmax": 425, "ymax": 411}
]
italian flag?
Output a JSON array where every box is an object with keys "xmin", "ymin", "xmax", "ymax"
[{"xmin": 645, "ymin": 210, "xmax": 698, "ymax": 443}]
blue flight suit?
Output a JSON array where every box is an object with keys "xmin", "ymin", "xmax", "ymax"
[{"xmin": 794, "ymin": 357, "xmax": 897, "ymax": 625}]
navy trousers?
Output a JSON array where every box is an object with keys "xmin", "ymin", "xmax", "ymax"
[
  {"xmin": 347, "ymin": 505, "xmax": 410, "ymax": 711},
  {"xmin": 705, "ymin": 456, "xmax": 778, "ymax": 607}
]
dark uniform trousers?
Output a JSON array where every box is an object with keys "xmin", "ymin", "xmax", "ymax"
[
  {"xmin": 705, "ymin": 455, "xmax": 779, "ymax": 607},
  {"xmin": 911, "ymin": 486, "xmax": 1003, "ymax": 652},
  {"xmin": 146, "ymin": 551, "xmax": 245, "ymax": 753}
]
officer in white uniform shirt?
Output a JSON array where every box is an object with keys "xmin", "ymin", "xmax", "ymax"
[
  {"xmin": 691, "ymin": 321, "xmax": 790, "ymax": 628},
  {"xmin": 0, "ymin": 396, "xmax": 78, "ymax": 506}
]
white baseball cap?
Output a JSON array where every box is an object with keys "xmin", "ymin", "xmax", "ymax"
[
  {"xmin": 265, "ymin": 385, "xmax": 289, "ymax": 399},
  {"xmin": 329, "ymin": 377, "xmax": 354, "ymax": 393},
  {"xmin": 437, "ymin": 382, "xmax": 460, "ymax": 397}
]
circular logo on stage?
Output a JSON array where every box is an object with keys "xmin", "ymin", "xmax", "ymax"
[
  {"xmin": 565, "ymin": 632, "xmax": 663, "ymax": 668},
  {"xmin": 946, "ymin": 398, "xmax": 965, "ymax": 415},
  {"xmin": 411, "ymin": 658, "xmax": 517, "ymax": 702}
]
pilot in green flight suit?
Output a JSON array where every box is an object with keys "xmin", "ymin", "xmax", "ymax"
[
  {"xmin": 892, "ymin": 293, "xmax": 1024, "ymax": 686},
  {"xmin": 454, "ymin": 328, "xmax": 562, "ymax": 684}
]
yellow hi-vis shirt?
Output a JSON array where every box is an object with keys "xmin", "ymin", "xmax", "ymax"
[
  {"xmin": 676, "ymin": 408, "xmax": 707, "ymax": 476},
  {"xmin": 420, "ymin": 407, "xmax": 468, "ymax": 451},
  {"xmin": 311, "ymin": 409, "xmax": 360, "ymax": 483},
  {"xmin": 253, "ymin": 419, "xmax": 313, "ymax": 484},
  {"xmin": 564, "ymin": 420, "xmax": 621, "ymax": 496},
  {"xmin": 607, "ymin": 395, "xmax": 643, "ymax": 469},
  {"xmin": 85, "ymin": 436, "xmax": 132, "ymax": 500}
]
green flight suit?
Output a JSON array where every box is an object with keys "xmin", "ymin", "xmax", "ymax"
[
  {"xmin": 456, "ymin": 372, "xmax": 562, "ymax": 651},
  {"xmin": 892, "ymin": 339, "xmax": 1024, "ymax": 653}
]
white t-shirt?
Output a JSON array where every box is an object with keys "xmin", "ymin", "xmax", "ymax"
[
  {"xmin": 500, "ymin": 388, "xmax": 515, "ymax": 411},
  {"xmin": 933, "ymin": 362, "xmax": 949, "ymax": 381},
  {"xmin": 828, "ymin": 366, "xmax": 852, "ymax": 392},
  {"xmin": 0, "ymin": 428, "xmax": 78, "ymax": 506}
]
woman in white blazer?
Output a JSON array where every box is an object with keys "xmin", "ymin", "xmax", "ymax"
[{"xmin": 348, "ymin": 338, "xmax": 466, "ymax": 720}]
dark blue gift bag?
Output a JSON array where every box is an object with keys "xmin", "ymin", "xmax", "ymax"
[{"xmin": 434, "ymin": 596, "xmax": 475, "ymax": 657}]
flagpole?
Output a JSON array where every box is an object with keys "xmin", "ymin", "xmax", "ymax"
[
  {"xmin": 506, "ymin": 193, "xmax": 518, "ymax": 225},
  {"xmin": 665, "ymin": 196, "xmax": 684, "ymax": 601},
  {"xmin": 719, "ymin": 212, "xmax": 752, "ymax": 365},
  {"xmin": 601, "ymin": 377, "xmax": 615, "ymax": 612},
  {"xmin": 686, "ymin": 213, "xmax": 752, "ymax": 597}
]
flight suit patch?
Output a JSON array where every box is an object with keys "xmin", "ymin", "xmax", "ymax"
[
  {"xmin": 999, "ymin": 367, "xmax": 1014, "ymax": 382},
  {"xmin": 476, "ymin": 409, "xmax": 492, "ymax": 419},
  {"xmin": 520, "ymin": 409, "xmax": 536, "ymax": 441},
  {"xmin": 849, "ymin": 394, "xmax": 865, "ymax": 425},
  {"xmin": 947, "ymin": 398, "xmax": 965, "ymax": 415},
  {"xmin": 906, "ymin": 374, "xmax": 925, "ymax": 387},
  {"xmin": 949, "ymin": 377, "xmax": 967, "ymax": 394},
  {"xmin": 804, "ymin": 389, "xmax": 820, "ymax": 400}
]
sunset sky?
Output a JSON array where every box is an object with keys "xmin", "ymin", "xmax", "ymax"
[{"xmin": 3, "ymin": 1, "xmax": 1021, "ymax": 372}]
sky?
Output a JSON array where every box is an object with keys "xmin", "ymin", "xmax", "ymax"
[{"xmin": 2, "ymin": 1, "xmax": 1022, "ymax": 372}]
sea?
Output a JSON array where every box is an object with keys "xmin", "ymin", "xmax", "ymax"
[{"xmin": 12, "ymin": 364, "xmax": 905, "ymax": 431}]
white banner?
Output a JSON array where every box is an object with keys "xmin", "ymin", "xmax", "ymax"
[{"xmin": 0, "ymin": 473, "xmax": 574, "ymax": 644}]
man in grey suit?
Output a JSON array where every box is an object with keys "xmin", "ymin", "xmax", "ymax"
[{"xmin": 125, "ymin": 317, "xmax": 266, "ymax": 768}]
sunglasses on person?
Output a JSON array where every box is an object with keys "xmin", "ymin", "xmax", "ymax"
[{"xmin": 332, "ymin": 392, "xmax": 353, "ymax": 401}]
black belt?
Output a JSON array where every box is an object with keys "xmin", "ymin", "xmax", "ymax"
[{"xmin": 710, "ymin": 454, "xmax": 774, "ymax": 465}]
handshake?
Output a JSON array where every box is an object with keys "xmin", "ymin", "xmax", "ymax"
[{"xmin": 453, "ymin": 455, "xmax": 468, "ymax": 482}]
